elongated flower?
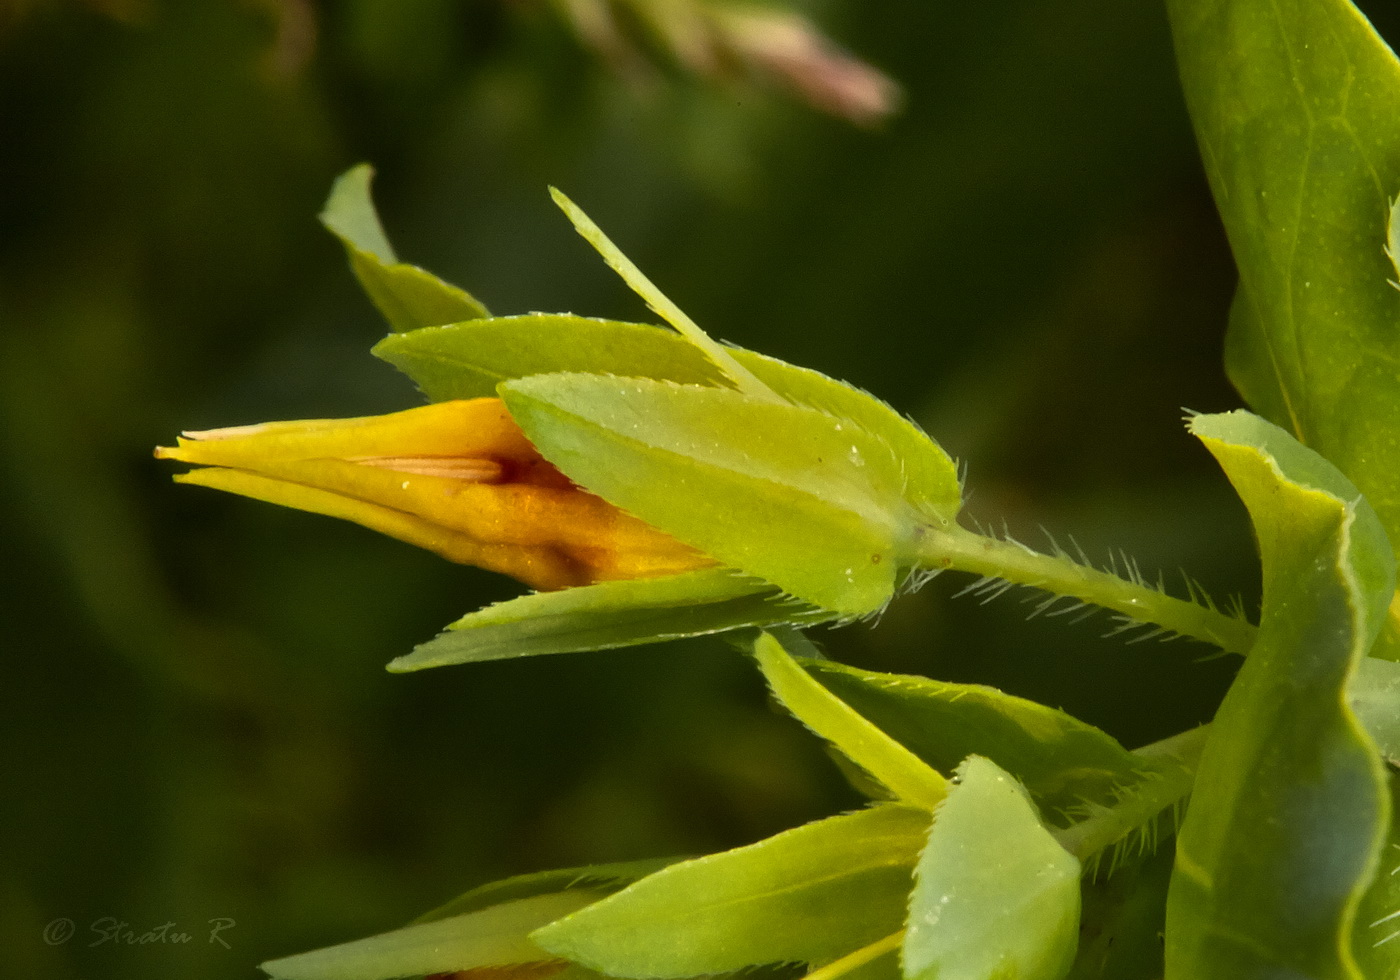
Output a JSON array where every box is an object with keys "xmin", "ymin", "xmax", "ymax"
[{"xmin": 155, "ymin": 397, "xmax": 714, "ymax": 591}]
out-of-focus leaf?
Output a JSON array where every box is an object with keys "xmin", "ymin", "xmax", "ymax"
[
  {"xmin": 753, "ymin": 632, "xmax": 946, "ymax": 809},
  {"xmin": 414, "ymin": 859, "xmax": 683, "ymax": 924},
  {"xmin": 321, "ymin": 164, "xmax": 489, "ymax": 331},
  {"xmin": 530, "ymin": 803, "xmax": 930, "ymax": 976},
  {"xmin": 260, "ymin": 891, "xmax": 601, "ymax": 980},
  {"xmin": 1165, "ymin": 411, "xmax": 1394, "ymax": 977},
  {"xmin": 1068, "ymin": 846, "xmax": 1174, "ymax": 980},
  {"xmin": 903, "ymin": 755, "xmax": 1080, "ymax": 980},
  {"xmin": 799, "ymin": 658, "xmax": 1155, "ymax": 820},
  {"xmin": 501, "ymin": 375, "xmax": 921, "ymax": 615},
  {"xmin": 1166, "ymin": 0, "xmax": 1400, "ymax": 599},
  {"xmin": 387, "ymin": 570, "xmax": 830, "ymax": 671}
]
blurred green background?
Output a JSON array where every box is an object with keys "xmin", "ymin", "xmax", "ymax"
[{"xmin": 5, "ymin": 1, "xmax": 1394, "ymax": 977}]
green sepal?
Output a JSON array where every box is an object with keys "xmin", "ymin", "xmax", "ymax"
[
  {"xmin": 903, "ymin": 755, "xmax": 1081, "ymax": 980},
  {"xmin": 259, "ymin": 891, "xmax": 601, "ymax": 980},
  {"xmin": 321, "ymin": 164, "xmax": 490, "ymax": 332},
  {"xmin": 1164, "ymin": 411, "xmax": 1394, "ymax": 977},
  {"xmin": 501, "ymin": 375, "xmax": 924, "ymax": 615},
  {"xmin": 753, "ymin": 631, "xmax": 947, "ymax": 810},
  {"xmin": 378, "ymin": 316, "xmax": 962, "ymax": 524},
  {"xmin": 387, "ymin": 569, "xmax": 831, "ymax": 672},
  {"xmin": 530, "ymin": 803, "xmax": 931, "ymax": 977},
  {"xmin": 799, "ymin": 657, "xmax": 1158, "ymax": 821}
]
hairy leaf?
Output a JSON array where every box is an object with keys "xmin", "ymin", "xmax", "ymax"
[{"xmin": 799, "ymin": 658, "xmax": 1157, "ymax": 820}]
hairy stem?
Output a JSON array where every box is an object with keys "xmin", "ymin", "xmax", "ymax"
[
  {"xmin": 1054, "ymin": 724, "xmax": 1208, "ymax": 865},
  {"xmin": 915, "ymin": 523, "xmax": 1257, "ymax": 655}
]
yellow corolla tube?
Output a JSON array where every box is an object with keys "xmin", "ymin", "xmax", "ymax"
[{"xmin": 155, "ymin": 398, "xmax": 712, "ymax": 590}]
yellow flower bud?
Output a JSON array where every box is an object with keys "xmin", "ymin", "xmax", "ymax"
[{"xmin": 155, "ymin": 398, "xmax": 712, "ymax": 591}]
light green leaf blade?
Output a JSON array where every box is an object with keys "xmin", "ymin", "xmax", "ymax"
[
  {"xmin": 1164, "ymin": 410, "xmax": 1394, "ymax": 978},
  {"xmin": 753, "ymin": 632, "xmax": 947, "ymax": 810},
  {"xmin": 413, "ymin": 858, "xmax": 682, "ymax": 924},
  {"xmin": 1166, "ymin": 0, "xmax": 1400, "ymax": 612},
  {"xmin": 531, "ymin": 804, "xmax": 931, "ymax": 977},
  {"xmin": 373, "ymin": 316, "xmax": 729, "ymax": 400},
  {"xmin": 903, "ymin": 755, "xmax": 1081, "ymax": 980},
  {"xmin": 799, "ymin": 658, "xmax": 1156, "ymax": 820},
  {"xmin": 321, "ymin": 164, "xmax": 489, "ymax": 332},
  {"xmin": 501, "ymin": 375, "xmax": 923, "ymax": 615},
  {"xmin": 377, "ymin": 318, "xmax": 962, "ymax": 524},
  {"xmin": 387, "ymin": 570, "xmax": 831, "ymax": 672},
  {"xmin": 260, "ymin": 891, "xmax": 599, "ymax": 980}
]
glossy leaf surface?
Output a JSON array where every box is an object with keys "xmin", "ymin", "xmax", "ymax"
[
  {"xmin": 531, "ymin": 804, "xmax": 930, "ymax": 976},
  {"xmin": 903, "ymin": 755, "xmax": 1080, "ymax": 980},
  {"xmin": 321, "ymin": 164, "xmax": 489, "ymax": 331},
  {"xmin": 1165, "ymin": 411, "xmax": 1394, "ymax": 978},
  {"xmin": 502, "ymin": 375, "xmax": 921, "ymax": 614},
  {"xmin": 1166, "ymin": 0, "xmax": 1400, "ymax": 575},
  {"xmin": 387, "ymin": 570, "xmax": 829, "ymax": 671}
]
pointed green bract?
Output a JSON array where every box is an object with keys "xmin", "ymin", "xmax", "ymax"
[
  {"xmin": 530, "ymin": 804, "xmax": 930, "ymax": 977},
  {"xmin": 548, "ymin": 187, "xmax": 776, "ymax": 402},
  {"xmin": 502, "ymin": 375, "xmax": 923, "ymax": 615},
  {"xmin": 260, "ymin": 891, "xmax": 600, "ymax": 980},
  {"xmin": 753, "ymin": 632, "xmax": 947, "ymax": 809},
  {"xmin": 800, "ymin": 658, "xmax": 1158, "ymax": 820},
  {"xmin": 1164, "ymin": 411, "xmax": 1394, "ymax": 978},
  {"xmin": 321, "ymin": 164, "xmax": 490, "ymax": 332},
  {"xmin": 903, "ymin": 755, "xmax": 1081, "ymax": 980},
  {"xmin": 387, "ymin": 570, "xmax": 830, "ymax": 671},
  {"xmin": 1166, "ymin": 0, "xmax": 1400, "ymax": 590}
]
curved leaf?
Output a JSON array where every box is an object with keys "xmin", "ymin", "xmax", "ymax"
[
  {"xmin": 1164, "ymin": 411, "xmax": 1394, "ymax": 978},
  {"xmin": 321, "ymin": 164, "xmax": 489, "ymax": 332}
]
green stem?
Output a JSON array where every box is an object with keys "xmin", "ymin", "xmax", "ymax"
[
  {"xmin": 1054, "ymin": 724, "xmax": 1208, "ymax": 864},
  {"xmin": 915, "ymin": 523, "xmax": 1257, "ymax": 655},
  {"xmin": 801, "ymin": 931, "xmax": 904, "ymax": 980}
]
